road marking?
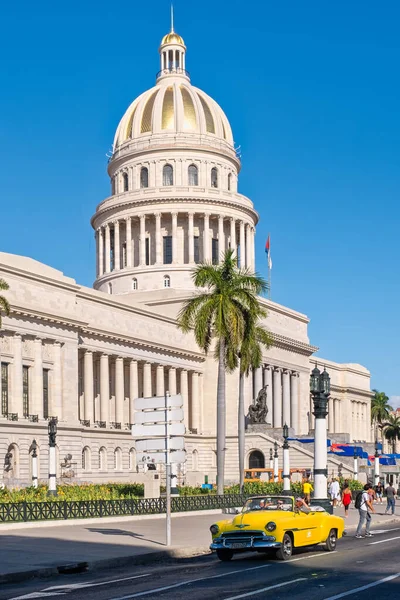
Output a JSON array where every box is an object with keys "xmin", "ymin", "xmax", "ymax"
[
  {"xmin": 223, "ymin": 577, "xmax": 307, "ymax": 600},
  {"xmin": 285, "ymin": 551, "xmax": 337, "ymax": 563},
  {"xmin": 367, "ymin": 536, "xmax": 400, "ymax": 545},
  {"xmin": 322, "ymin": 572, "xmax": 400, "ymax": 599},
  {"xmin": 370, "ymin": 527, "xmax": 400, "ymax": 535}
]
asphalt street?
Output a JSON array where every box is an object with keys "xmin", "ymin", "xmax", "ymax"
[{"xmin": 2, "ymin": 523, "xmax": 400, "ymax": 600}]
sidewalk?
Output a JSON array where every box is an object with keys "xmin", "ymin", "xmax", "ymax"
[{"xmin": 1, "ymin": 502, "xmax": 399, "ymax": 584}]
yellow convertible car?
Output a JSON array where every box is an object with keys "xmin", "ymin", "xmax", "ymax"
[{"xmin": 210, "ymin": 495, "xmax": 345, "ymax": 561}]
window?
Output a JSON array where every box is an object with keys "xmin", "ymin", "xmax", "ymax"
[
  {"xmin": 110, "ymin": 227, "xmax": 115, "ymax": 271},
  {"xmin": 43, "ymin": 369, "xmax": 49, "ymax": 420},
  {"xmin": 1, "ymin": 363, "xmax": 8, "ymax": 416},
  {"xmin": 145, "ymin": 238, "xmax": 150, "ymax": 265},
  {"xmin": 140, "ymin": 167, "xmax": 149, "ymax": 188},
  {"xmin": 99, "ymin": 447, "xmax": 107, "ymax": 470},
  {"xmin": 249, "ymin": 450, "xmax": 265, "ymax": 469},
  {"xmin": 188, "ymin": 164, "xmax": 198, "ymax": 186},
  {"xmin": 111, "ymin": 177, "xmax": 115, "ymax": 195},
  {"xmin": 228, "ymin": 173, "xmax": 232, "ymax": 191},
  {"xmin": 129, "ymin": 448, "xmax": 136, "ymax": 471},
  {"xmin": 122, "ymin": 172, "xmax": 129, "ymax": 192},
  {"xmin": 212, "ymin": 238, "xmax": 219, "ymax": 264},
  {"xmin": 163, "ymin": 236, "xmax": 172, "ymax": 264},
  {"xmin": 82, "ymin": 447, "xmax": 90, "ymax": 471},
  {"xmin": 114, "ymin": 447, "xmax": 122, "ymax": 470},
  {"xmin": 211, "ymin": 167, "xmax": 218, "ymax": 188},
  {"xmin": 132, "ymin": 278, "xmax": 138, "ymax": 290},
  {"xmin": 122, "ymin": 241, "xmax": 127, "ymax": 267},
  {"xmin": 164, "ymin": 275, "xmax": 171, "ymax": 288},
  {"xmin": 108, "ymin": 282, "xmax": 113, "ymax": 294},
  {"xmin": 194, "ymin": 236, "xmax": 200, "ymax": 264},
  {"xmin": 192, "ymin": 449, "xmax": 199, "ymax": 471},
  {"xmin": 22, "ymin": 366, "xmax": 29, "ymax": 417},
  {"xmin": 163, "ymin": 164, "xmax": 173, "ymax": 186}
]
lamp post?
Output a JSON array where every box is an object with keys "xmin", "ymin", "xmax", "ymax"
[
  {"xmin": 273, "ymin": 441, "xmax": 279, "ymax": 483},
  {"xmin": 269, "ymin": 447, "xmax": 274, "ymax": 473},
  {"xmin": 310, "ymin": 364, "xmax": 332, "ymax": 513},
  {"xmin": 30, "ymin": 439, "xmax": 38, "ymax": 488},
  {"xmin": 282, "ymin": 423, "xmax": 290, "ymax": 493},
  {"xmin": 353, "ymin": 446, "xmax": 359, "ymax": 481},
  {"xmin": 48, "ymin": 417, "xmax": 58, "ymax": 496},
  {"xmin": 374, "ymin": 438, "xmax": 380, "ymax": 487}
]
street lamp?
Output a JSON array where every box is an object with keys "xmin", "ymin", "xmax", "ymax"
[
  {"xmin": 48, "ymin": 417, "xmax": 58, "ymax": 496},
  {"xmin": 282, "ymin": 423, "xmax": 290, "ymax": 493},
  {"xmin": 269, "ymin": 448, "xmax": 273, "ymax": 480},
  {"xmin": 353, "ymin": 446, "xmax": 359, "ymax": 481},
  {"xmin": 30, "ymin": 439, "xmax": 38, "ymax": 489},
  {"xmin": 310, "ymin": 364, "xmax": 332, "ymax": 513},
  {"xmin": 273, "ymin": 441, "xmax": 279, "ymax": 483},
  {"xmin": 374, "ymin": 437, "xmax": 380, "ymax": 487}
]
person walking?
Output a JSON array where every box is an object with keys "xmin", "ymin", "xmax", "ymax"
[
  {"xmin": 341, "ymin": 481, "xmax": 352, "ymax": 518},
  {"xmin": 375, "ymin": 481, "xmax": 384, "ymax": 504},
  {"xmin": 355, "ymin": 483, "xmax": 375, "ymax": 538},
  {"xmin": 384, "ymin": 482, "xmax": 396, "ymax": 515},
  {"xmin": 329, "ymin": 478, "xmax": 341, "ymax": 508},
  {"xmin": 302, "ymin": 478, "xmax": 313, "ymax": 505}
]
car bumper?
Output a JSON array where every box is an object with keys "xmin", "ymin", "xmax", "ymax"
[{"xmin": 210, "ymin": 535, "xmax": 281, "ymax": 551}]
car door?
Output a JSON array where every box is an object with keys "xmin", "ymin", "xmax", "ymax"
[{"xmin": 292, "ymin": 511, "xmax": 320, "ymax": 546}]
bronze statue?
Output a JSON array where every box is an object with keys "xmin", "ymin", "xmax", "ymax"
[{"xmin": 248, "ymin": 384, "xmax": 269, "ymax": 424}]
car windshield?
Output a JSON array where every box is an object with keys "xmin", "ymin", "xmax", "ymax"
[{"xmin": 242, "ymin": 496, "xmax": 294, "ymax": 512}]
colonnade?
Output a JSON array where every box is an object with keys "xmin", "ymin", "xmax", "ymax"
[{"xmin": 252, "ymin": 365, "xmax": 300, "ymax": 432}]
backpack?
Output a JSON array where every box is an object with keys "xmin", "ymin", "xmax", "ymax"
[{"xmin": 355, "ymin": 491, "xmax": 364, "ymax": 509}]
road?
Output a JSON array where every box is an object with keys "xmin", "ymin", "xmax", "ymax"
[{"xmin": 1, "ymin": 523, "xmax": 400, "ymax": 600}]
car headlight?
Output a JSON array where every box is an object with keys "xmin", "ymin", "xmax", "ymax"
[
  {"xmin": 265, "ymin": 521, "xmax": 276, "ymax": 532},
  {"xmin": 210, "ymin": 524, "xmax": 219, "ymax": 535}
]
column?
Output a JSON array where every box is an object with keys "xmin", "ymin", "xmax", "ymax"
[
  {"xmin": 32, "ymin": 338, "xmax": 43, "ymax": 418},
  {"xmin": 129, "ymin": 359, "xmax": 138, "ymax": 424},
  {"xmin": 84, "ymin": 350, "xmax": 94, "ymax": 423},
  {"xmin": 253, "ymin": 366, "xmax": 263, "ymax": 400},
  {"xmin": 155, "ymin": 213, "xmax": 162, "ymax": 265},
  {"xmin": 168, "ymin": 367, "xmax": 177, "ymax": 395},
  {"xmin": 282, "ymin": 370, "xmax": 290, "ymax": 427},
  {"xmin": 95, "ymin": 230, "xmax": 99, "ymax": 278},
  {"xmin": 264, "ymin": 366, "xmax": 273, "ymax": 423},
  {"xmin": 52, "ymin": 342, "xmax": 62, "ymax": 419},
  {"xmin": 143, "ymin": 362, "xmax": 152, "ymax": 397},
  {"xmin": 328, "ymin": 397, "xmax": 334, "ymax": 432},
  {"xmin": 99, "ymin": 227, "xmax": 104, "ymax": 276},
  {"xmin": 245, "ymin": 224, "xmax": 252, "ymax": 270},
  {"xmin": 115, "ymin": 357, "xmax": 124, "ymax": 425},
  {"xmin": 156, "ymin": 365, "xmax": 164, "ymax": 396},
  {"xmin": 139, "ymin": 215, "xmax": 146, "ymax": 266},
  {"xmin": 126, "ymin": 217, "xmax": 132, "ymax": 268},
  {"xmin": 251, "ymin": 227, "xmax": 255, "ymax": 271},
  {"xmin": 172, "ymin": 212, "xmax": 178, "ymax": 264},
  {"xmin": 114, "ymin": 220, "xmax": 120, "ymax": 271},
  {"xmin": 188, "ymin": 212, "xmax": 194, "ymax": 263},
  {"xmin": 334, "ymin": 399, "xmax": 340, "ymax": 434},
  {"xmin": 105, "ymin": 224, "xmax": 111, "ymax": 273},
  {"xmin": 100, "ymin": 354, "xmax": 109, "ymax": 425},
  {"xmin": 273, "ymin": 367, "xmax": 282, "ymax": 428},
  {"xmin": 218, "ymin": 215, "xmax": 225, "ymax": 262},
  {"xmin": 12, "ymin": 334, "xmax": 23, "ymax": 417},
  {"xmin": 230, "ymin": 218, "xmax": 236, "ymax": 254},
  {"xmin": 180, "ymin": 369, "xmax": 189, "ymax": 428},
  {"xmin": 191, "ymin": 372, "xmax": 200, "ymax": 432},
  {"xmin": 290, "ymin": 372, "xmax": 299, "ymax": 433},
  {"xmin": 239, "ymin": 221, "xmax": 245, "ymax": 268},
  {"xmin": 203, "ymin": 213, "xmax": 210, "ymax": 261}
]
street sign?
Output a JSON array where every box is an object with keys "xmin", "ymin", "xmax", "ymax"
[
  {"xmin": 134, "ymin": 408, "xmax": 184, "ymax": 425},
  {"xmin": 135, "ymin": 437, "xmax": 185, "ymax": 451},
  {"xmin": 137, "ymin": 450, "xmax": 186, "ymax": 464},
  {"xmin": 131, "ymin": 422, "xmax": 186, "ymax": 437},
  {"xmin": 135, "ymin": 395, "xmax": 183, "ymax": 411}
]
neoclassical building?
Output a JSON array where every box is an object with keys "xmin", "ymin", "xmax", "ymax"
[{"xmin": 0, "ymin": 24, "xmax": 372, "ymax": 486}]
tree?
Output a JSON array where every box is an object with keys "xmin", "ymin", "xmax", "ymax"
[
  {"xmin": 178, "ymin": 249, "xmax": 267, "ymax": 494},
  {"xmin": 0, "ymin": 278, "xmax": 10, "ymax": 328},
  {"xmin": 383, "ymin": 414, "xmax": 400, "ymax": 454},
  {"xmin": 371, "ymin": 390, "xmax": 392, "ymax": 433}
]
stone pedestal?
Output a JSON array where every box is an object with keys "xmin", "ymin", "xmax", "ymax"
[
  {"xmin": 144, "ymin": 472, "xmax": 161, "ymax": 498},
  {"xmin": 246, "ymin": 423, "xmax": 272, "ymax": 433}
]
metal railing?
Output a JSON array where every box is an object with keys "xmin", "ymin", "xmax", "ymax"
[
  {"xmin": 0, "ymin": 494, "xmax": 248, "ymax": 523},
  {"xmin": 156, "ymin": 67, "xmax": 190, "ymax": 80}
]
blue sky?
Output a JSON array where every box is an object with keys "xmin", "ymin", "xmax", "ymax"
[{"xmin": 1, "ymin": 1, "xmax": 399, "ymax": 402}]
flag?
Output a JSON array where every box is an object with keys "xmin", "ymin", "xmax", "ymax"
[{"xmin": 265, "ymin": 235, "xmax": 272, "ymax": 270}]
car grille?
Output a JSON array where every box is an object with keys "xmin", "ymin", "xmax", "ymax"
[{"xmin": 221, "ymin": 531, "xmax": 265, "ymax": 544}]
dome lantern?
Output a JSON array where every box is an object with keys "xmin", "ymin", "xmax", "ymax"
[{"xmin": 157, "ymin": 6, "xmax": 189, "ymax": 83}]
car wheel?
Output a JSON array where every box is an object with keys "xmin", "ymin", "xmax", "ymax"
[
  {"xmin": 324, "ymin": 528, "xmax": 337, "ymax": 551},
  {"xmin": 216, "ymin": 549, "xmax": 234, "ymax": 561},
  {"xmin": 276, "ymin": 533, "xmax": 293, "ymax": 560}
]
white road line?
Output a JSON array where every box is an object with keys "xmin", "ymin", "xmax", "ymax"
[
  {"xmin": 285, "ymin": 551, "xmax": 337, "ymax": 563},
  {"xmin": 368, "ymin": 536, "xmax": 400, "ymax": 545},
  {"xmin": 322, "ymin": 572, "xmax": 400, "ymax": 600},
  {"xmin": 223, "ymin": 577, "xmax": 307, "ymax": 600}
]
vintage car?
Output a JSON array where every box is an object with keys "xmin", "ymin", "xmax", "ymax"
[{"xmin": 209, "ymin": 495, "xmax": 345, "ymax": 561}]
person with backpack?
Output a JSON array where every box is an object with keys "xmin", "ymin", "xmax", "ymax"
[{"xmin": 355, "ymin": 483, "xmax": 375, "ymax": 538}]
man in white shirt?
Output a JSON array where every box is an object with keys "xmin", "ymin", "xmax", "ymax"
[
  {"xmin": 329, "ymin": 478, "xmax": 341, "ymax": 507},
  {"xmin": 355, "ymin": 483, "xmax": 375, "ymax": 538}
]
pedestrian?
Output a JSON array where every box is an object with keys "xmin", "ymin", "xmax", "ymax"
[
  {"xmin": 329, "ymin": 478, "xmax": 341, "ymax": 508},
  {"xmin": 341, "ymin": 480, "xmax": 352, "ymax": 518},
  {"xmin": 384, "ymin": 482, "xmax": 396, "ymax": 515},
  {"xmin": 375, "ymin": 481, "xmax": 384, "ymax": 504},
  {"xmin": 302, "ymin": 478, "xmax": 313, "ymax": 505},
  {"xmin": 355, "ymin": 483, "xmax": 375, "ymax": 538}
]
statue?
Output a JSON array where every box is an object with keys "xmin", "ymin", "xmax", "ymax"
[{"xmin": 248, "ymin": 385, "xmax": 269, "ymax": 424}]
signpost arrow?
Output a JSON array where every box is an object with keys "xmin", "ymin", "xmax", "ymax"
[
  {"xmin": 134, "ymin": 408, "xmax": 184, "ymax": 425},
  {"xmin": 131, "ymin": 422, "xmax": 185, "ymax": 437}
]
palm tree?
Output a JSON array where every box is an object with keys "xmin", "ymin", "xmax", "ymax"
[
  {"xmin": 371, "ymin": 390, "xmax": 392, "ymax": 434},
  {"xmin": 383, "ymin": 414, "xmax": 400, "ymax": 454},
  {"xmin": 178, "ymin": 249, "xmax": 267, "ymax": 494},
  {"xmin": 238, "ymin": 307, "xmax": 272, "ymax": 492},
  {"xmin": 0, "ymin": 278, "xmax": 10, "ymax": 328}
]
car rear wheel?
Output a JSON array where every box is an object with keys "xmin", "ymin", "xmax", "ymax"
[
  {"xmin": 216, "ymin": 549, "xmax": 234, "ymax": 561},
  {"xmin": 324, "ymin": 528, "xmax": 337, "ymax": 551},
  {"xmin": 276, "ymin": 533, "xmax": 293, "ymax": 560}
]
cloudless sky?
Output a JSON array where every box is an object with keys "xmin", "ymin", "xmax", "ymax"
[{"xmin": 1, "ymin": 1, "xmax": 399, "ymax": 402}]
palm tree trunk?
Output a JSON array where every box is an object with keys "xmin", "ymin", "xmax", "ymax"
[
  {"xmin": 238, "ymin": 367, "xmax": 245, "ymax": 493},
  {"xmin": 216, "ymin": 338, "xmax": 226, "ymax": 495}
]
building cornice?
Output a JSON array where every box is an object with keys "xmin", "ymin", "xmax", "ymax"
[
  {"xmin": 330, "ymin": 385, "xmax": 373, "ymax": 400},
  {"xmin": 8, "ymin": 304, "xmax": 87, "ymax": 330},
  {"xmin": 270, "ymin": 333, "xmax": 318, "ymax": 357}
]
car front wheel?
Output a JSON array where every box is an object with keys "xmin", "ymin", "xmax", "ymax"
[
  {"xmin": 324, "ymin": 528, "xmax": 337, "ymax": 551},
  {"xmin": 276, "ymin": 533, "xmax": 293, "ymax": 560},
  {"xmin": 216, "ymin": 549, "xmax": 234, "ymax": 561}
]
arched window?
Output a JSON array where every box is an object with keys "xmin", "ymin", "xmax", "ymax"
[
  {"xmin": 122, "ymin": 172, "xmax": 129, "ymax": 192},
  {"xmin": 163, "ymin": 164, "xmax": 174, "ymax": 186},
  {"xmin": 211, "ymin": 167, "xmax": 218, "ymax": 188},
  {"xmin": 192, "ymin": 449, "xmax": 199, "ymax": 471},
  {"xmin": 82, "ymin": 446, "xmax": 90, "ymax": 471},
  {"xmin": 164, "ymin": 275, "xmax": 171, "ymax": 288},
  {"xmin": 132, "ymin": 278, "xmax": 138, "ymax": 290},
  {"xmin": 99, "ymin": 447, "xmax": 107, "ymax": 471},
  {"xmin": 129, "ymin": 448, "xmax": 136, "ymax": 471},
  {"xmin": 227, "ymin": 173, "xmax": 232, "ymax": 191},
  {"xmin": 140, "ymin": 167, "xmax": 149, "ymax": 188},
  {"xmin": 114, "ymin": 447, "xmax": 122, "ymax": 470},
  {"xmin": 108, "ymin": 282, "xmax": 112, "ymax": 295},
  {"xmin": 111, "ymin": 177, "xmax": 116, "ymax": 195},
  {"xmin": 188, "ymin": 164, "xmax": 198, "ymax": 186},
  {"xmin": 249, "ymin": 450, "xmax": 265, "ymax": 469}
]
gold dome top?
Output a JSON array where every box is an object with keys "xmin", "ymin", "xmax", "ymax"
[{"xmin": 161, "ymin": 31, "xmax": 185, "ymax": 46}]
